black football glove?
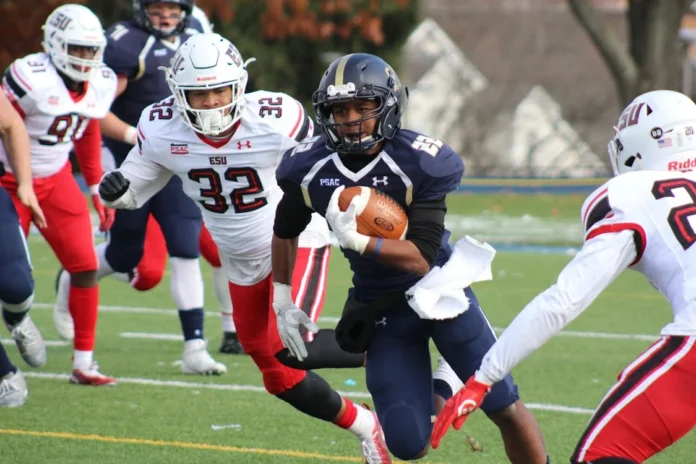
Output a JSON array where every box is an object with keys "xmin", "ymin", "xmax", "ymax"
[{"xmin": 99, "ymin": 171, "xmax": 130, "ymax": 203}]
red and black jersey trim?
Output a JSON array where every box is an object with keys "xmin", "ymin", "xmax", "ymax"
[
  {"xmin": 585, "ymin": 222, "xmax": 646, "ymax": 265},
  {"xmin": 583, "ymin": 187, "xmax": 610, "ymax": 232},
  {"xmin": 570, "ymin": 336, "xmax": 687, "ymax": 463}
]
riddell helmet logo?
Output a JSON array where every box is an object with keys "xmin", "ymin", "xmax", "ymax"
[
  {"xmin": 668, "ymin": 158, "xmax": 696, "ymax": 171},
  {"xmin": 196, "ymin": 75, "xmax": 217, "ymax": 82}
]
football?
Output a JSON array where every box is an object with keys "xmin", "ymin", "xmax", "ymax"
[{"xmin": 338, "ymin": 186, "xmax": 408, "ymax": 240}]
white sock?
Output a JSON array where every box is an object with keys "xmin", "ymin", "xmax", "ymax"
[
  {"xmin": 95, "ymin": 242, "xmax": 115, "ymax": 280},
  {"xmin": 212, "ymin": 267, "xmax": 235, "ymax": 332},
  {"xmin": 349, "ymin": 404, "xmax": 376, "ymax": 440},
  {"xmin": 73, "ymin": 350, "xmax": 93, "ymax": 370},
  {"xmin": 433, "ymin": 357, "xmax": 464, "ymax": 392},
  {"xmin": 170, "ymin": 257, "xmax": 204, "ymax": 309}
]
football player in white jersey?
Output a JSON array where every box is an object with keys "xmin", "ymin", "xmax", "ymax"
[
  {"xmin": 98, "ymin": 32, "xmax": 398, "ymax": 461},
  {"xmin": 431, "ymin": 90, "xmax": 696, "ymax": 463},
  {"xmin": 0, "ymin": 4, "xmax": 117, "ymax": 386}
]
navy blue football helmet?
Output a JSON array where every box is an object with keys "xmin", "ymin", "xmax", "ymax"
[
  {"xmin": 133, "ymin": 0, "xmax": 193, "ymax": 38},
  {"xmin": 312, "ymin": 53, "xmax": 408, "ymax": 155}
]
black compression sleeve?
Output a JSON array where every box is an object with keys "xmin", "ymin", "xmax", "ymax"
[
  {"xmin": 273, "ymin": 192, "xmax": 313, "ymax": 239},
  {"xmin": 406, "ymin": 196, "xmax": 447, "ymax": 266}
]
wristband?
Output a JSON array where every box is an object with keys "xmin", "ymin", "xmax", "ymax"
[
  {"xmin": 124, "ymin": 126, "xmax": 138, "ymax": 145},
  {"xmin": 373, "ymin": 238, "xmax": 383, "ymax": 258}
]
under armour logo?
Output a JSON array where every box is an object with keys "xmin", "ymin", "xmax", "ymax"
[
  {"xmin": 375, "ymin": 317, "xmax": 387, "ymax": 327},
  {"xmin": 237, "ymin": 140, "xmax": 252, "ymax": 149},
  {"xmin": 372, "ymin": 176, "xmax": 388, "ymax": 186}
]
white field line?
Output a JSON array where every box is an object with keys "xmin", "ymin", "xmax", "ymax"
[
  {"xmin": 0, "ymin": 339, "xmax": 69, "ymax": 347},
  {"xmin": 22, "ymin": 371, "xmax": 594, "ymax": 415},
  {"xmin": 32, "ymin": 303, "xmax": 659, "ymax": 341}
]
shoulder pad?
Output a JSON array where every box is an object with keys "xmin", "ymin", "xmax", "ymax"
[
  {"xmin": 246, "ymin": 91, "xmax": 313, "ymax": 142},
  {"xmin": 104, "ymin": 21, "xmax": 147, "ymax": 78},
  {"xmin": 89, "ymin": 65, "xmax": 118, "ymax": 102},
  {"xmin": 137, "ymin": 96, "xmax": 178, "ymax": 144},
  {"xmin": 276, "ymin": 135, "xmax": 325, "ymax": 184},
  {"xmin": 5, "ymin": 54, "xmax": 53, "ymax": 99}
]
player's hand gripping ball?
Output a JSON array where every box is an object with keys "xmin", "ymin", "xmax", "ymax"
[{"xmin": 338, "ymin": 186, "xmax": 408, "ymax": 240}]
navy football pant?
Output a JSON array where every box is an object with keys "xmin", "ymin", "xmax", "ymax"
[
  {"xmin": 105, "ymin": 176, "xmax": 202, "ymax": 273},
  {"xmin": 365, "ymin": 287, "xmax": 519, "ymax": 460},
  {"xmin": 0, "ymin": 186, "xmax": 34, "ymax": 305}
]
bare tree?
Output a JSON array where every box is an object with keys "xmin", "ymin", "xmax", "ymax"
[{"xmin": 569, "ymin": 0, "xmax": 692, "ymax": 106}]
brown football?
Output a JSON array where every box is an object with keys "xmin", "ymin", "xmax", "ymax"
[{"xmin": 338, "ymin": 186, "xmax": 408, "ymax": 240}]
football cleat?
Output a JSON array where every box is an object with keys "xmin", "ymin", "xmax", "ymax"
[
  {"xmin": 6, "ymin": 315, "xmax": 46, "ymax": 368},
  {"xmin": 70, "ymin": 362, "xmax": 116, "ymax": 386},
  {"xmin": 0, "ymin": 370, "xmax": 28, "ymax": 407},
  {"xmin": 219, "ymin": 331, "xmax": 245, "ymax": 355},
  {"xmin": 53, "ymin": 268, "xmax": 74, "ymax": 341},
  {"xmin": 359, "ymin": 404, "xmax": 392, "ymax": 464},
  {"xmin": 182, "ymin": 339, "xmax": 228, "ymax": 375}
]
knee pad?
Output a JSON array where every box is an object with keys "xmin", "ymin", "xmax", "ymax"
[
  {"xmin": 380, "ymin": 403, "xmax": 431, "ymax": 461},
  {"xmin": 249, "ymin": 350, "xmax": 306, "ymax": 395},
  {"xmin": 1, "ymin": 293, "xmax": 34, "ymax": 312}
]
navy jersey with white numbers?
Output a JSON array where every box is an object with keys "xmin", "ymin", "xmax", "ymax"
[
  {"xmin": 276, "ymin": 130, "xmax": 464, "ymax": 299},
  {"xmin": 104, "ymin": 19, "xmax": 205, "ymax": 128}
]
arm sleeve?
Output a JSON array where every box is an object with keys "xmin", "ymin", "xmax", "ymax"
[
  {"xmin": 405, "ymin": 196, "xmax": 446, "ymax": 266},
  {"xmin": 73, "ymin": 119, "xmax": 103, "ymax": 189},
  {"xmin": 273, "ymin": 177, "xmax": 313, "ymax": 239},
  {"xmin": 475, "ymin": 229, "xmax": 637, "ymax": 385},
  {"xmin": 103, "ymin": 145, "xmax": 173, "ymax": 209}
]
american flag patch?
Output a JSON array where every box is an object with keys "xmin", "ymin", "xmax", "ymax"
[{"xmin": 658, "ymin": 137, "xmax": 673, "ymax": 148}]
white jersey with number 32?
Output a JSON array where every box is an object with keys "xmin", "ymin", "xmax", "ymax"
[
  {"xmin": 581, "ymin": 170, "xmax": 696, "ymax": 335},
  {"xmin": 117, "ymin": 90, "xmax": 326, "ymax": 284},
  {"xmin": 0, "ymin": 52, "xmax": 117, "ymax": 178}
]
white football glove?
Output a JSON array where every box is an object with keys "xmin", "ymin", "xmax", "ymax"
[
  {"xmin": 325, "ymin": 185, "xmax": 371, "ymax": 254},
  {"xmin": 272, "ymin": 282, "xmax": 318, "ymax": 361}
]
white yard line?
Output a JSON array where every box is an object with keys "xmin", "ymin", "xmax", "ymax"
[
  {"xmin": 0, "ymin": 339, "xmax": 69, "ymax": 347},
  {"xmin": 32, "ymin": 302, "xmax": 659, "ymax": 341},
  {"xmin": 22, "ymin": 371, "xmax": 595, "ymax": 415}
]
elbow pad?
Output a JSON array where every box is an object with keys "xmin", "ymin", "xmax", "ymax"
[{"xmin": 273, "ymin": 194, "xmax": 313, "ymax": 239}]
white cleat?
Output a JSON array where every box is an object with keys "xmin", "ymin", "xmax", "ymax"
[
  {"xmin": 0, "ymin": 370, "xmax": 28, "ymax": 407},
  {"xmin": 360, "ymin": 406, "xmax": 392, "ymax": 464},
  {"xmin": 53, "ymin": 268, "xmax": 74, "ymax": 341},
  {"xmin": 433, "ymin": 356, "xmax": 464, "ymax": 393},
  {"xmin": 6, "ymin": 316, "xmax": 46, "ymax": 368},
  {"xmin": 181, "ymin": 339, "xmax": 227, "ymax": 375}
]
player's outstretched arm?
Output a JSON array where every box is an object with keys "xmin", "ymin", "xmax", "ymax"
[
  {"xmin": 0, "ymin": 91, "xmax": 46, "ymax": 228},
  {"xmin": 431, "ymin": 228, "xmax": 638, "ymax": 448},
  {"xmin": 99, "ymin": 77, "xmax": 137, "ymax": 145},
  {"xmin": 100, "ymin": 146, "xmax": 172, "ymax": 209}
]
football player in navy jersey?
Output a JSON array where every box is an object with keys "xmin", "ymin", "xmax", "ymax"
[
  {"xmin": 273, "ymin": 53, "xmax": 550, "ymax": 462},
  {"xmin": 53, "ymin": 0, "xmax": 228, "ymax": 375}
]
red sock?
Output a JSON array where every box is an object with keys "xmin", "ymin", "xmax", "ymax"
[
  {"xmin": 335, "ymin": 398, "xmax": 358, "ymax": 429},
  {"xmin": 69, "ymin": 284, "xmax": 98, "ymax": 351}
]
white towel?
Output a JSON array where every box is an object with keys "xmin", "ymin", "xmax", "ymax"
[{"xmin": 406, "ymin": 235, "xmax": 496, "ymax": 320}]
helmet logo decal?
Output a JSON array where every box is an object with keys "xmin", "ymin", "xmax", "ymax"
[
  {"xmin": 617, "ymin": 102, "xmax": 644, "ymax": 131},
  {"xmin": 49, "ymin": 12, "xmax": 72, "ymax": 31}
]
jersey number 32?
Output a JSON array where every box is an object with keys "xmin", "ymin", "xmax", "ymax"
[{"xmin": 188, "ymin": 167, "xmax": 266, "ymax": 214}]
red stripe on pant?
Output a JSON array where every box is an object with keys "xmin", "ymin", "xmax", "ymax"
[
  {"xmin": 291, "ymin": 246, "xmax": 330, "ymax": 342},
  {"xmin": 572, "ymin": 336, "xmax": 696, "ymax": 463}
]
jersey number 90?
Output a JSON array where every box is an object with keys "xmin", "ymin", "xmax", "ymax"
[{"xmin": 188, "ymin": 167, "xmax": 266, "ymax": 214}]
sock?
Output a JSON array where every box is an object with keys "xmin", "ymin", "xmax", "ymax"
[
  {"xmin": 2, "ymin": 308, "xmax": 28, "ymax": 327},
  {"xmin": 178, "ymin": 309, "xmax": 204, "ymax": 341},
  {"xmin": 69, "ymin": 284, "xmax": 98, "ymax": 352},
  {"xmin": 336, "ymin": 399, "xmax": 375, "ymax": 440},
  {"xmin": 73, "ymin": 349, "xmax": 93, "ymax": 370},
  {"xmin": 0, "ymin": 344, "xmax": 17, "ymax": 377},
  {"xmin": 212, "ymin": 266, "xmax": 234, "ymax": 332},
  {"xmin": 433, "ymin": 378, "xmax": 453, "ymax": 401},
  {"xmin": 95, "ymin": 242, "xmax": 115, "ymax": 280}
]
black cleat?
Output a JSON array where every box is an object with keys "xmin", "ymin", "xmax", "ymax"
[{"xmin": 219, "ymin": 332, "xmax": 245, "ymax": 355}]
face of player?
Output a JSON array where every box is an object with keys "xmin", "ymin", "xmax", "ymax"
[
  {"xmin": 187, "ymin": 87, "xmax": 234, "ymax": 111},
  {"xmin": 331, "ymin": 98, "xmax": 381, "ymax": 155},
  {"xmin": 146, "ymin": 2, "xmax": 183, "ymax": 34},
  {"xmin": 66, "ymin": 44, "xmax": 100, "ymax": 73}
]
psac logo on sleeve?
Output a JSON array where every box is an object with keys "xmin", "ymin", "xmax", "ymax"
[{"xmin": 170, "ymin": 143, "xmax": 189, "ymax": 155}]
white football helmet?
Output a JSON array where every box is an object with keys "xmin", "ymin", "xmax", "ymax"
[
  {"xmin": 609, "ymin": 90, "xmax": 696, "ymax": 175},
  {"xmin": 164, "ymin": 33, "xmax": 255, "ymax": 137},
  {"xmin": 42, "ymin": 4, "xmax": 106, "ymax": 82}
]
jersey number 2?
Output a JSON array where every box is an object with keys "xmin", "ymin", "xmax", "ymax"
[
  {"xmin": 652, "ymin": 178, "xmax": 696, "ymax": 250},
  {"xmin": 188, "ymin": 167, "xmax": 267, "ymax": 214}
]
